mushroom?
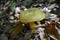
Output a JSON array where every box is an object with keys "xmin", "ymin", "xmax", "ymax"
[{"xmin": 19, "ymin": 8, "xmax": 45, "ymax": 29}]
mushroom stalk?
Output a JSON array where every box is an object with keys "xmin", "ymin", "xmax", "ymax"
[{"xmin": 29, "ymin": 22, "xmax": 36, "ymax": 30}]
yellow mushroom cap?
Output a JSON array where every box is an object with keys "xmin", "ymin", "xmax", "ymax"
[{"xmin": 20, "ymin": 8, "xmax": 45, "ymax": 23}]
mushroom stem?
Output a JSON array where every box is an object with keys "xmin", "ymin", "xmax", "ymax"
[{"xmin": 29, "ymin": 22, "xmax": 36, "ymax": 30}]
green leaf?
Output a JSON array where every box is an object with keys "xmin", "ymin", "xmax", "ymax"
[{"xmin": 9, "ymin": 1, "xmax": 16, "ymax": 9}]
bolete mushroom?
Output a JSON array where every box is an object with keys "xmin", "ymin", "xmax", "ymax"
[{"xmin": 20, "ymin": 8, "xmax": 45, "ymax": 29}]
